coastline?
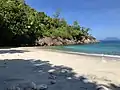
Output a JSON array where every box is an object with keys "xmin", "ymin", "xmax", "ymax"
[
  {"xmin": 0, "ymin": 47, "xmax": 120, "ymax": 88},
  {"xmin": 34, "ymin": 46, "xmax": 120, "ymax": 59},
  {"xmin": 1, "ymin": 46, "xmax": 120, "ymax": 61}
]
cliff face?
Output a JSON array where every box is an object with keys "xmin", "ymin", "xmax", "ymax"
[{"xmin": 35, "ymin": 36, "xmax": 99, "ymax": 46}]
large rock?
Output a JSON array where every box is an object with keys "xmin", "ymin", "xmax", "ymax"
[
  {"xmin": 63, "ymin": 39, "xmax": 76, "ymax": 45},
  {"xmin": 36, "ymin": 37, "xmax": 53, "ymax": 46},
  {"xmin": 35, "ymin": 38, "xmax": 45, "ymax": 46},
  {"xmin": 53, "ymin": 39, "xmax": 63, "ymax": 46},
  {"xmin": 57, "ymin": 37, "xmax": 63, "ymax": 42},
  {"xmin": 83, "ymin": 38, "xmax": 91, "ymax": 44},
  {"xmin": 43, "ymin": 37, "xmax": 53, "ymax": 46},
  {"xmin": 77, "ymin": 40, "xmax": 83, "ymax": 44}
]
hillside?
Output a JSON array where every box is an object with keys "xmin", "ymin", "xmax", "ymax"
[{"xmin": 0, "ymin": 0, "xmax": 98, "ymax": 46}]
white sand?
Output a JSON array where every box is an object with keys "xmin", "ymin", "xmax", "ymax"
[{"xmin": 0, "ymin": 47, "xmax": 120, "ymax": 86}]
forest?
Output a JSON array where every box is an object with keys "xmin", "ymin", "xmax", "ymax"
[{"xmin": 0, "ymin": 0, "xmax": 97, "ymax": 46}]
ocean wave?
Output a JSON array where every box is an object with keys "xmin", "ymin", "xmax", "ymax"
[{"xmin": 53, "ymin": 49, "xmax": 120, "ymax": 59}]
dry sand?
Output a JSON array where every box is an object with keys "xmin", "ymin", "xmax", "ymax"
[{"xmin": 0, "ymin": 47, "xmax": 120, "ymax": 87}]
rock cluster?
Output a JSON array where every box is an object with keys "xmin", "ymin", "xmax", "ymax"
[{"xmin": 35, "ymin": 36, "xmax": 99, "ymax": 46}]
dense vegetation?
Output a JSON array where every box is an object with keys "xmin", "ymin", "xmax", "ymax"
[{"xmin": 0, "ymin": 0, "xmax": 93, "ymax": 46}]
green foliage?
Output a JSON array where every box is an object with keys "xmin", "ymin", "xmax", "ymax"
[
  {"xmin": 0, "ymin": 0, "xmax": 91, "ymax": 46},
  {"xmin": 73, "ymin": 21, "xmax": 81, "ymax": 30}
]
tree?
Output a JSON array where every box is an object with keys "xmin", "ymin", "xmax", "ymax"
[
  {"xmin": 73, "ymin": 21, "xmax": 80, "ymax": 30},
  {"xmin": 81, "ymin": 27, "xmax": 90, "ymax": 36}
]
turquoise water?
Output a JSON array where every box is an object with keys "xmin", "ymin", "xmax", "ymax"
[{"xmin": 53, "ymin": 41, "xmax": 120, "ymax": 56}]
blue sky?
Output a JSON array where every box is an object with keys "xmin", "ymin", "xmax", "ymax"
[{"xmin": 25, "ymin": 0, "xmax": 120, "ymax": 40}]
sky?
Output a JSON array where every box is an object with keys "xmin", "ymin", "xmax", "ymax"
[{"xmin": 25, "ymin": 0, "xmax": 120, "ymax": 40}]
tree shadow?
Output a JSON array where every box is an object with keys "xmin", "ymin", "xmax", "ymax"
[
  {"xmin": 108, "ymin": 83, "xmax": 120, "ymax": 90},
  {"xmin": 0, "ymin": 47, "xmax": 18, "ymax": 49},
  {"xmin": 0, "ymin": 59, "xmax": 119, "ymax": 90},
  {"xmin": 0, "ymin": 49, "xmax": 29, "ymax": 54}
]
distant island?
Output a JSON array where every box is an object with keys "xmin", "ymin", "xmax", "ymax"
[{"xmin": 103, "ymin": 37, "xmax": 120, "ymax": 41}]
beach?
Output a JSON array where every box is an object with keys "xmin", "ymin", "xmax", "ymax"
[{"xmin": 0, "ymin": 47, "xmax": 120, "ymax": 89}]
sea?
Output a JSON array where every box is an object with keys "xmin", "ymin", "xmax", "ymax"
[{"xmin": 52, "ymin": 40, "xmax": 120, "ymax": 57}]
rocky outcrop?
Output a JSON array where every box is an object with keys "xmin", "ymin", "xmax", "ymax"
[
  {"xmin": 35, "ymin": 36, "xmax": 99, "ymax": 46},
  {"xmin": 82, "ymin": 38, "xmax": 99, "ymax": 44}
]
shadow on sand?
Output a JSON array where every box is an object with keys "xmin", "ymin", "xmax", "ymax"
[
  {"xmin": 0, "ymin": 49, "xmax": 29, "ymax": 54},
  {"xmin": 0, "ymin": 59, "xmax": 119, "ymax": 90}
]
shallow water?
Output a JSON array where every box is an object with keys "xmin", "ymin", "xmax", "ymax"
[{"xmin": 53, "ymin": 41, "xmax": 120, "ymax": 56}]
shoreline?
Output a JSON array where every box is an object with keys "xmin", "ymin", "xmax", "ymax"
[
  {"xmin": 33, "ymin": 46, "xmax": 120, "ymax": 59},
  {"xmin": 1, "ymin": 46, "xmax": 120, "ymax": 59},
  {"xmin": 2, "ymin": 46, "xmax": 120, "ymax": 59}
]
